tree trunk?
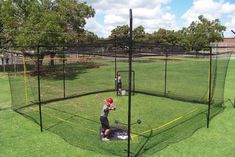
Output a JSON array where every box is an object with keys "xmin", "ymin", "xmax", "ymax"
[
  {"xmin": 5, "ymin": 58, "xmax": 9, "ymax": 64},
  {"xmin": 50, "ymin": 53, "xmax": 56, "ymax": 66}
]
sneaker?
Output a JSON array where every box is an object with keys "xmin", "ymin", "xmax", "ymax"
[
  {"xmin": 117, "ymin": 135, "xmax": 128, "ymax": 140},
  {"xmin": 102, "ymin": 137, "xmax": 110, "ymax": 141}
]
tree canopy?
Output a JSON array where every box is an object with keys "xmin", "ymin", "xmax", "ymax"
[
  {"xmin": 186, "ymin": 15, "xmax": 226, "ymax": 51},
  {"xmin": 0, "ymin": 0, "xmax": 95, "ymax": 46},
  {"xmin": 0, "ymin": 1, "xmax": 226, "ymax": 52},
  {"xmin": 109, "ymin": 25, "xmax": 129, "ymax": 41},
  {"xmin": 109, "ymin": 15, "xmax": 226, "ymax": 51}
]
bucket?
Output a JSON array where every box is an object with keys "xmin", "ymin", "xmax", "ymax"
[{"xmin": 121, "ymin": 90, "xmax": 126, "ymax": 96}]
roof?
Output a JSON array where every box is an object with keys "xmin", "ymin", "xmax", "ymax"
[{"xmin": 223, "ymin": 38, "xmax": 235, "ymax": 43}]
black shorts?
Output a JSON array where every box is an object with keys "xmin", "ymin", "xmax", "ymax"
[
  {"xmin": 117, "ymin": 82, "xmax": 122, "ymax": 89},
  {"xmin": 100, "ymin": 116, "xmax": 110, "ymax": 129}
]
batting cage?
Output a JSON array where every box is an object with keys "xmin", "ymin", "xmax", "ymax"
[{"xmin": 6, "ymin": 10, "xmax": 233, "ymax": 157}]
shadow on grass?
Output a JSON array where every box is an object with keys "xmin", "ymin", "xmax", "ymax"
[
  {"xmin": 0, "ymin": 107, "xmax": 11, "ymax": 111},
  {"xmin": 15, "ymin": 106, "xmax": 40, "ymax": 126},
  {"xmin": 45, "ymin": 106, "xmax": 100, "ymax": 131},
  {"xmin": 38, "ymin": 62, "xmax": 103, "ymax": 81}
]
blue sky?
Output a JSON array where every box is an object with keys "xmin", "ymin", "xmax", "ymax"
[{"xmin": 84, "ymin": 0, "xmax": 235, "ymax": 37}]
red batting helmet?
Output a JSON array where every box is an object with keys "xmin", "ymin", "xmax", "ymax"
[{"xmin": 106, "ymin": 98, "xmax": 113, "ymax": 104}]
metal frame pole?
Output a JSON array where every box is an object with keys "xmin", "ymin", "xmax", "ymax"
[
  {"xmin": 164, "ymin": 49, "xmax": 168, "ymax": 96},
  {"xmin": 37, "ymin": 46, "xmax": 43, "ymax": 132},
  {"xmin": 9, "ymin": 47, "xmax": 14, "ymax": 110},
  {"xmin": 207, "ymin": 47, "xmax": 212, "ymax": 128},
  {"xmin": 114, "ymin": 37, "xmax": 118, "ymax": 95},
  {"xmin": 127, "ymin": 9, "xmax": 133, "ymax": 157},
  {"xmin": 63, "ymin": 47, "xmax": 66, "ymax": 98},
  {"xmin": 133, "ymin": 71, "xmax": 135, "ymax": 95}
]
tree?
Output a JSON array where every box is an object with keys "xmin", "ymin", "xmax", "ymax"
[
  {"xmin": 0, "ymin": 0, "xmax": 95, "ymax": 46},
  {"xmin": 0, "ymin": 0, "xmax": 20, "ymax": 46},
  {"xmin": 82, "ymin": 30, "xmax": 98, "ymax": 43},
  {"xmin": 0, "ymin": 0, "xmax": 95, "ymax": 66},
  {"xmin": 109, "ymin": 25, "xmax": 129, "ymax": 41},
  {"xmin": 186, "ymin": 15, "xmax": 226, "ymax": 51},
  {"xmin": 149, "ymin": 28, "xmax": 181, "ymax": 46},
  {"xmin": 133, "ymin": 25, "xmax": 146, "ymax": 41},
  {"xmin": 177, "ymin": 27, "xmax": 191, "ymax": 50}
]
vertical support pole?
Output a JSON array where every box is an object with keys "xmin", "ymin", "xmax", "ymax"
[
  {"xmin": 37, "ymin": 46, "xmax": 43, "ymax": 132},
  {"xmin": 164, "ymin": 49, "xmax": 168, "ymax": 96},
  {"xmin": 22, "ymin": 55, "xmax": 28, "ymax": 106},
  {"xmin": 3, "ymin": 57, "xmax": 5, "ymax": 72},
  {"xmin": 8, "ymin": 47, "xmax": 14, "ymax": 110},
  {"xmin": 1, "ymin": 57, "xmax": 2, "ymax": 72},
  {"xmin": 207, "ymin": 47, "xmax": 212, "ymax": 128},
  {"xmin": 133, "ymin": 71, "xmax": 135, "ymax": 95},
  {"xmin": 63, "ymin": 47, "xmax": 66, "ymax": 98},
  {"xmin": 114, "ymin": 37, "xmax": 118, "ymax": 95},
  {"xmin": 12, "ymin": 53, "xmax": 16, "ymax": 74},
  {"xmin": 127, "ymin": 9, "xmax": 133, "ymax": 157}
]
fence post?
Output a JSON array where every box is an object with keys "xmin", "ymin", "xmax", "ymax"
[
  {"xmin": 164, "ymin": 48, "xmax": 168, "ymax": 96},
  {"xmin": 207, "ymin": 47, "xmax": 212, "ymax": 128},
  {"xmin": 127, "ymin": 8, "xmax": 133, "ymax": 157},
  {"xmin": 37, "ymin": 45, "xmax": 43, "ymax": 132},
  {"xmin": 63, "ymin": 47, "xmax": 66, "ymax": 98},
  {"xmin": 114, "ymin": 37, "xmax": 118, "ymax": 96}
]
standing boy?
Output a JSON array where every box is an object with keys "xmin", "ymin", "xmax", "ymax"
[
  {"xmin": 100, "ymin": 98, "xmax": 116, "ymax": 141},
  {"xmin": 116, "ymin": 73, "xmax": 122, "ymax": 96}
]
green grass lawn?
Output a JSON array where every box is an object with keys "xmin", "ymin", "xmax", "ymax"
[
  {"xmin": 16, "ymin": 92, "xmax": 209, "ymax": 156},
  {"xmin": 1, "ymin": 56, "xmax": 235, "ymax": 157},
  {"xmin": 12, "ymin": 57, "xmax": 214, "ymax": 104},
  {"xmin": 0, "ymin": 76, "xmax": 11, "ymax": 110}
]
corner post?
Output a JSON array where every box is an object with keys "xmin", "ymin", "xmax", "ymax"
[
  {"xmin": 37, "ymin": 45, "xmax": 43, "ymax": 132},
  {"xmin": 127, "ymin": 8, "xmax": 133, "ymax": 157},
  {"xmin": 207, "ymin": 47, "xmax": 212, "ymax": 128}
]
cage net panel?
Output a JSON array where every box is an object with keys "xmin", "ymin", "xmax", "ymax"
[
  {"xmin": 0, "ymin": 53, "xmax": 14, "ymax": 109},
  {"xmin": 38, "ymin": 52, "xmax": 64, "ymax": 102},
  {"xmin": 7, "ymin": 42, "xmax": 129, "ymax": 156},
  {"xmin": 37, "ymin": 44, "xmax": 128, "ymax": 156},
  {"xmin": 34, "ymin": 44, "xmax": 121, "ymax": 102},
  {"xmin": 8, "ymin": 49, "xmax": 40, "ymax": 124},
  {"xmin": 210, "ymin": 49, "xmax": 232, "ymax": 119},
  {"xmin": 64, "ymin": 54, "xmax": 114, "ymax": 97},
  {"xmin": 133, "ymin": 42, "xmax": 165, "ymax": 96},
  {"xmin": 167, "ymin": 54, "xmax": 209, "ymax": 103},
  {"xmin": 130, "ymin": 43, "xmax": 231, "ymax": 156},
  {"xmin": 133, "ymin": 56, "xmax": 165, "ymax": 96}
]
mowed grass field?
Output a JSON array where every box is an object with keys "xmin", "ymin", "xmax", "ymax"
[{"xmin": 1, "ymin": 55, "xmax": 235, "ymax": 157}]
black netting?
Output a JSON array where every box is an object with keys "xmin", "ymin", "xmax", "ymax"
[
  {"xmin": 7, "ymin": 50, "xmax": 40, "ymax": 124},
  {"xmin": 7, "ymin": 41, "xmax": 232, "ymax": 157},
  {"xmin": 129, "ymin": 43, "xmax": 232, "ymax": 156}
]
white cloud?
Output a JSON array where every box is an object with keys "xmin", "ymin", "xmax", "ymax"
[
  {"xmin": 104, "ymin": 15, "xmax": 126, "ymax": 25},
  {"xmin": 84, "ymin": 0, "xmax": 177, "ymax": 37},
  {"xmin": 225, "ymin": 12, "xmax": 235, "ymax": 37},
  {"xmin": 182, "ymin": 0, "xmax": 235, "ymax": 37},
  {"xmin": 85, "ymin": 18, "xmax": 108, "ymax": 37},
  {"xmin": 84, "ymin": 0, "xmax": 235, "ymax": 37}
]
